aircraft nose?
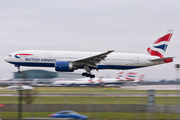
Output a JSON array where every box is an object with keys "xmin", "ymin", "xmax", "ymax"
[{"xmin": 4, "ymin": 56, "xmax": 10, "ymax": 62}]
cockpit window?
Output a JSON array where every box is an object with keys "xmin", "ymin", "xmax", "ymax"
[{"xmin": 8, "ymin": 55, "xmax": 11, "ymax": 57}]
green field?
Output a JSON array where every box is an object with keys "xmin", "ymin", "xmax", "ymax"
[
  {"xmin": 0, "ymin": 86, "xmax": 179, "ymax": 94},
  {"xmin": 1, "ymin": 112, "xmax": 178, "ymax": 119},
  {"xmin": 0, "ymin": 96, "xmax": 180, "ymax": 105},
  {"xmin": 1, "ymin": 87, "xmax": 180, "ymax": 119}
]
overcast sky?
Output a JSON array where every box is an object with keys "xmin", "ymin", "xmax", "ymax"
[{"xmin": 0, "ymin": 0, "xmax": 180, "ymax": 80}]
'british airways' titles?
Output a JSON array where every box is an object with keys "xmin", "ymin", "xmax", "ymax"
[{"xmin": 25, "ymin": 58, "xmax": 56, "ymax": 62}]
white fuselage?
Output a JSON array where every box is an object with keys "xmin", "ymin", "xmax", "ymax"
[
  {"xmin": 53, "ymin": 78, "xmax": 95, "ymax": 86},
  {"xmin": 4, "ymin": 50, "xmax": 164, "ymax": 70},
  {"xmin": 98, "ymin": 78, "xmax": 124, "ymax": 84}
]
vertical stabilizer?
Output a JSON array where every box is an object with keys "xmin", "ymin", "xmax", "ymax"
[
  {"xmin": 138, "ymin": 74, "xmax": 145, "ymax": 81},
  {"xmin": 125, "ymin": 72, "xmax": 137, "ymax": 80},
  {"xmin": 144, "ymin": 29, "xmax": 174, "ymax": 58},
  {"xmin": 117, "ymin": 72, "xmax": 124, "ymax": 77}
]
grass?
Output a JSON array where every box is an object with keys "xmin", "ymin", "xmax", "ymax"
[
  {"xmin": 0, "ymin": 112, "xmax": 178, "ymax": 119},
  {"xmin": 0, "ymin": 86, "xmax": 180, "ymax": 94},
  {"xmin": 1, "ymin": 87, "xmax": 180, "ymax": 119},
  {"xmin": 1, "ymin": 96, "xmax": 180, "ymax": 105}
]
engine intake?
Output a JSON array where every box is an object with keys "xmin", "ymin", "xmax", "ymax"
[{"xmin": 55, "ymin": 61, "xmax": 75, "ymax": 72}]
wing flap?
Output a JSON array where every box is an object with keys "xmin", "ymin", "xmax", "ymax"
[{"xmin": 72, "ymin": 50, "xmax": 114, "ymax": 65}]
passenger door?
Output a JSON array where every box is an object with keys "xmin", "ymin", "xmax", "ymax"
[{"xmin": 135, "ymin": 57, "xmax": 139, "ymax": 64}]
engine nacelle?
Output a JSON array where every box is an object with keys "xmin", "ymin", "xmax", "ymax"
[{"xmin": 55, "ymin": 61, "xmax": 75, "ymax": 72}]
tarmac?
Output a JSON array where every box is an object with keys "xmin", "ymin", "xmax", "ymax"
[
  {"xmin": 122, "ymin": 85, "xmax": 180, "ymax": 90},
  {"xmin": 1, "ymin": 85, "xmax": 180, "ymax": 97}
]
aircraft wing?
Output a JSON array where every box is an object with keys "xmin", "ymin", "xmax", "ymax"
[{"xmin": 72, "ymin": 50, "xmax": 114, "ymax": 68}]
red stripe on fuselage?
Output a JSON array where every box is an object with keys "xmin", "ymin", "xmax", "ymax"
[{"xmin": 15, "ymin": 54, "xmax": 33, "ymax": 56}]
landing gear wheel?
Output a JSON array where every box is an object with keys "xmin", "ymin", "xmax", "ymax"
[
  {"xmin": 90, "ymin": 74, "xmax": 95, "ymax": 78},
  {"xmin": 17, "ymin": 71, "xmax": 21, "ymax": 74},
  {"xmin": 86, "ymin": 74, "xmax": 91, "ymax": 77},
  {"xmin": 16, "ymin": 65, "xmax": 21, "ymax": 74},
  {"xmin": 82, "ymin": 72, "xmax": 95, "ymax": 78},
  {"xmin": 82, "ymin": 72, "xmax": 87, "ymax": 76}
]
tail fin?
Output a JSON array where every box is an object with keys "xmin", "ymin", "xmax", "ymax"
[
  {"xmin": 117, "ymin": 72, "xmax": 124, "ymax": 77},
  {"xmin": 88, "ymin": 79, "xmax": 94, "ymax": 83},
  {"xmin": 144, "ymin": 29, "xmax": 174, "ymax": 58},
  {"xmin": 129, "ymin": 74, "xmax": 145, "ymax": 83},
  {"xmin": 125, "ymin": 72, "xmax": 137, "ymax": 81},
  {"xmin": 138, "ymin": 74, "xmax": 145, "ymax": 81},
  {"xmin": 98, "ymin": 76, "xmax": 104, "ymax": 83}
]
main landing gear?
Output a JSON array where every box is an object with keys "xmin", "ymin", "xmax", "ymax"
[
  {"xmin": 82, "ymin": 72, "xmax": 95, "ymax": 78},
  {"xmin": 82, "ymin": 65, "xmax": 96, "ymax": 78}
]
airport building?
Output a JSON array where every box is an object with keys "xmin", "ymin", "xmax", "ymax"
[
  {"xmin": 14, "ymin": 69, "xmax": 83, "ymax": 79},
  {"xmin": 12, "ymin": 69, "xmax": 84, "ymax": 86}
]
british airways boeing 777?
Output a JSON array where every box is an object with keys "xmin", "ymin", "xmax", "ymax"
[{"xmin": 4, "ymin": 30, "xmax": 174, "ymax": 78}]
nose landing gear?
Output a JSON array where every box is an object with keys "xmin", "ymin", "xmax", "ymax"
[
  {"xmin": 17, "ymin": 70, "xmax": 21, "ymax": 74},
  {"xmin": 15, "ymin": 65, "xmax": 21, "ymax": 74}
]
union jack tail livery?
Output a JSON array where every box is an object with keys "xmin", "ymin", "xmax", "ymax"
[
  {"xmin": 118, "ymin": 72, "xmax": 124, "ymax": 77},
  {"xmin": 127, "ymin": 74, "xmax": 145, "ymax": 84},
  {"xmin": 125, "ymin": 72, "xmax": 137, "ymax": 80},
  {"xmin": 88, "ymin": 79, "xmax": 94, "ymax": 83},
  {"xmin": 145, "ymin": 29, "xmax": 174, "ymax": 58},
  {"xmin": 138, "ymin": 74, "xmax": 145, "ymax": 81},
  {"xmin": 98, "ymin": 76, "xmax": 104, "ymax": 83}
]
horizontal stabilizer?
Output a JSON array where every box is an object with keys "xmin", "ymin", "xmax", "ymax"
[{"xmin": 149, "ymin": 57, "xmax": 174, "ymax": 61}]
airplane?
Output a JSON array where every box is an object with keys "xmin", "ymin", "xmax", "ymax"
[
  {"xmin": 99, "ymin": 72, "xmax": 144, "ymax": 86},
  {"xmin": 97, "ymin": 72, "xmax": 136, "ymax": 85},
  {"xmin": 0, "ymin": 78, "xmax": 12, "ymax": 81},
  {"xmin": 53, "ymin": 77, "xmax": 95, "ymax": 86},
  {"xmin": 125, "ymin": 74, "xmax": 145, "ymax": 86},
  {"xmin": 52, "ymin": 72, "xmax": 143, "ymax": 86},
  {"xmin": 0, "ymin": 78, "xmax": 12, "ymax": 86},
  {"xmin": 0, "ymin": 78, "xmax": 32, "ymax": 85},
  {"xmin": 6, "ymin": 85, "xmax": 34, "ymax": 90},
  {"xmin": 4, "ymin": 30, "xmax": 174, "ymax": 78}
]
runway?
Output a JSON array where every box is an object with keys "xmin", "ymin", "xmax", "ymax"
[
  {"xmin": 1, "ymin": 85, "xmax": 180, "ymax": 97},
  {"xmin": 0, "ymin": 93, "xmax": 180, "ymax": 97},
  {"xmin": 121, "ymin": 85, "xmax": 180, "ymax": 90}
]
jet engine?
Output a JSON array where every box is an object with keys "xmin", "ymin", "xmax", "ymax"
[{"xmin": 55, "ymin": 61, "xmax": 76, "ymax": 72}]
